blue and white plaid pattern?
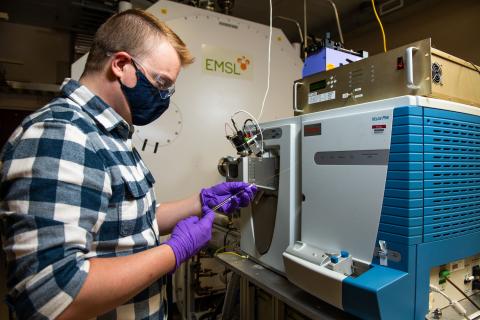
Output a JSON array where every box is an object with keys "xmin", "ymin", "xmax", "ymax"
[{"xmin": 0, "ymin": 79, "xmax": 166, "ymax": 319}]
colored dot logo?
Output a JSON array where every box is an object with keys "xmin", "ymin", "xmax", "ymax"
[{"xmin": 236, "ymin": 56, "xmax": 250, "ymax": 71}]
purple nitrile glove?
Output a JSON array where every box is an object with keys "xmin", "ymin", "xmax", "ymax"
[
  {"xmin": 200, "ymin": 182, "xmax": 257, "ymax": 214},
  {"xmin": 164, "ymin": 206, "xmax": 215, "ymax": 270}
]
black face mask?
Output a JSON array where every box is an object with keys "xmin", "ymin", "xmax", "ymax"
[{"xmin": 119, "ymin": 67, "xmax": 170, "ymax": 126}]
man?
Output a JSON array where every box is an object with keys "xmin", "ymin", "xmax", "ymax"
[{"xmin": 0, "ymin": 9, "xmax": 256, "ymax": 320}]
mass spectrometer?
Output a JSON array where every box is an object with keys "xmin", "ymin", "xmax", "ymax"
[
  {"xmin": 283, "ymin": 39, "xmax": 480, "ymax": 320},
  {"xmin": 218, "ymin": 117, "xmax": 301, "ymax": 274}
]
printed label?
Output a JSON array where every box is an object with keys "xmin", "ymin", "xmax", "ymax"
[
  {"xmin": 308, "ymin": 91, "xmax": 336, "ymax": 104},
  {"xmin": 372, "ymin": 124, "xmax": 386, "ymax": 134},
  {"xmin": 202, "ymin": 44, "xmax": 253, "ymax": 80}
]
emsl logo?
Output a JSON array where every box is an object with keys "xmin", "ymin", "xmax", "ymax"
[
  {"xmin": 205, "ymin": 57, "xmax": 246, "ymax": 75},
  {"xmin": 202, "ymin": 44, "xmax": 253, "ymax": 80}
]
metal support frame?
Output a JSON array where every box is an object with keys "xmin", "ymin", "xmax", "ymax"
[
  {"xmin": 221, "ymin": 272, "xmax": 240, "ymax": 320},
  {"xmin": 216, "ymin": 253, "xmax": 353, "ymax": 320}
]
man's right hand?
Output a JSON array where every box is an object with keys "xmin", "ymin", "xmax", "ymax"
[{"xmin": 164, "ymin": 206, "xmax": 215, "ymax": 270}]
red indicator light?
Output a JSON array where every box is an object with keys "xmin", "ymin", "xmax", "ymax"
[{"xmin": 397, "ymin": 57, "xmax": 405, "ymax": 70}]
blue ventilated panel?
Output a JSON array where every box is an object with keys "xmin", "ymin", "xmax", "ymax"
[
  {"xmin": 423, "ymin": 108, "xmax": 480, "ymax": 242},
  {"xmin": 379, "ymin": 106, "xmax": 424, "ymax": 245},
  {"xmin": 381, "ymin": 106, "xmax": 480, "ymax": 244}
]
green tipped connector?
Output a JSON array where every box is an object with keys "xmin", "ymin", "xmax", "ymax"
[{"xmin": 439, "ymin": 269, "xmax": 451, "ymax": 284}]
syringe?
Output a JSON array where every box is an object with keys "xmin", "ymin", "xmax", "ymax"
[{"xmin": 212, "ymin": 183, "xmax": 256, "ymax": 212}]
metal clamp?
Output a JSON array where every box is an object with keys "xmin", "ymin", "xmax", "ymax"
[
  {"xmin": 378, "ymin": 240, "xmax": 388, "ymax": 266},
  {"xmin": 405, "ymin": 46, "xmax": 420, "ymax": 90},
  {"xmin": 293, "ymin": 81, "xmax": 304, "ymax": 113}
]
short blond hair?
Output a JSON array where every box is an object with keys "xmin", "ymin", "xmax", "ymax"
[{"xmin": 83, "ymin": 9, "xmax": 194, "ymax": 75}]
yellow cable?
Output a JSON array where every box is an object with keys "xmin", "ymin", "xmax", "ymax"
[
  {"xmin": 214, "ymin": 246, "xmax": 228, "ymax": 256},
  {"xmin": 214, "ymin": 247, "xmax": 248, "ymax": 259},
  {"xmin": 371, "ymin": 0, "xmax": 387, "ymax": 52},
  {"xmin": 220, "ymin": 252, "xmax": 248, "ymax": 259}
]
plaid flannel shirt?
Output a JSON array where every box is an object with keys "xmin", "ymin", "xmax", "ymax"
[{"xmin": 0, "ymin": 79, "xmax": 167, "ymax": 319}]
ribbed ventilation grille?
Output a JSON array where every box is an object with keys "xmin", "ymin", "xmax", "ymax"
[
  {"xmin": 379, "ymin": 106, "xmax": 480, "ymax": 244},
  {"xmin": 423, "ymin": 108, "xmax": 480, "ymax": 242}
]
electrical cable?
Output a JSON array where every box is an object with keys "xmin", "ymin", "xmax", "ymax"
[
  {"xmin": 446, "ymin": 277, "xmax": 480, "ymax": 310},
  {"xmin": 232, "ymin": 109, "xmax": 264, "ymax": 154},
  {"xmin": 214, "ymin": 246, "xmax": 229, "ymax": 256},
  {"xmin": 243, "ymin": 119, "xmax": 257, "ymax": 140},
  {"xmin": 273, "ymin": 16, "xmax": 304, "ymax": 46},
  {"xmin": 257, "ymin": 0, "xmax": 273, "ymax": 121},
  {"xmin": 218, "ymin": 251, "xmax": 248, "ymax": 259},
  {"xmin": 214, "ymin": 246, "xmax": 247, "ymax": 259},
  {"xmin": 243, "ymin": 119, "xmax": 255, "ymax": 130},
  {"xmin": 231, "ymin": 118, "xmax": 239, "ymax": 132},
  {"xmin": 325, "ymin": 0, "xmax": 344, "ymax": 45},
  {"xmin": 227, "ymin": 0, "xmax": 271, "ymax": 154},
  {"xmin": 224, "ymin": 122, "xmax": 235, "ymax": 136},
  {"xmin": 430, "ymin": 284, "xmax": 469, "ymax": 319},
  {"xmin": 371, "ymin": 0, "xmax": 387, "ymax": 52}
]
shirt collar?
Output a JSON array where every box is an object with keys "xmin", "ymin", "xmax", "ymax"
[{"xmin": 60, "ymin": 78, "xmax": 132, "ymax": 139}]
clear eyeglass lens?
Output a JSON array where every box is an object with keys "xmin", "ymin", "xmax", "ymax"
[
  {"xmin": 159, "ymin": 86, "xmax": 175, "ymax": 99},
  {"xmin": 132, "ymin": 56, "xmax": 175, "ymax": 98},
  {"xmin": 155, "ymin": 75, "xmax": 175, "ymax": 98}
]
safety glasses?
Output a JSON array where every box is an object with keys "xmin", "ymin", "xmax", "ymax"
[{"xmin": 130, "ymin": 56, "xmax": 175, "ymax": 99}]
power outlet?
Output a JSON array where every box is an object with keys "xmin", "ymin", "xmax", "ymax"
[{"xmin": 449, "ymin": 259, "xmax": 465, "ymax": 272}]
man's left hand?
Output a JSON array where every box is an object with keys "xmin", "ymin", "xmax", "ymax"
[{"xmin": 200, "ymin": 182, "xmax": 257, "ymax": 214}]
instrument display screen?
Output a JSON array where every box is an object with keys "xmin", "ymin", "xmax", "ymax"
[{"xmin": 309, "ymin": 79, "xmax": 327, "ymax": 92}]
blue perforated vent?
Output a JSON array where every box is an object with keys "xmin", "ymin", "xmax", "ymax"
[
  {"xmin": 379, "ymin": 106, "xmax": 480, "ymax": 244},
  {"xmin": 423, "ymin": 108, "xmax": 480, "ymax": 242}
]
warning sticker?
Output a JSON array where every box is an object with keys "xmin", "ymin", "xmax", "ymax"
[
  {"xmin": 372, "ymin": 124, "xmax": 386, "ymax": 134},
  {"xmin": 308, "ymin": 91, "xmax": 336, "ymax": 105}
]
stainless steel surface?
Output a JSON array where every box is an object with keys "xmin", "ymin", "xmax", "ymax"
[
  {"xmin": 239, "ymin": 117, "xmax": 301, "ymax": 274},
  {"xmin": 430, "ymin": 48, "xmax": 480, "ymax": 107},
  {"xmin": 251, "ymin": 190, "xmax": 277, "ymax": 254},
  {"xmin": 405, "ymin": 46, "xmax": 420, "ymax": 89},
  {"xmin": 221, "ymin": 272, "xmax": 240, "ymax": 320},
  {"xmin": 247, "ymin": 157, "xmax": 278, "ymax": 190},
  {"xmin": 293, "ymin": 81, "xmax": 304, "ymax": 113},
  {"xmin": 294, "ymin": 38, "xmax": 480, "ymax": 115},
  {"xmin": 294, "ymin": 38, "xmax": 432, "ymax": 114},
  {"xmin": 217, "ymin": 156, "xmax": 237, "ymax": 178},
  {"xmin": 216, "ymin": 253, "xmax": 356, "ymax": 320}
]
